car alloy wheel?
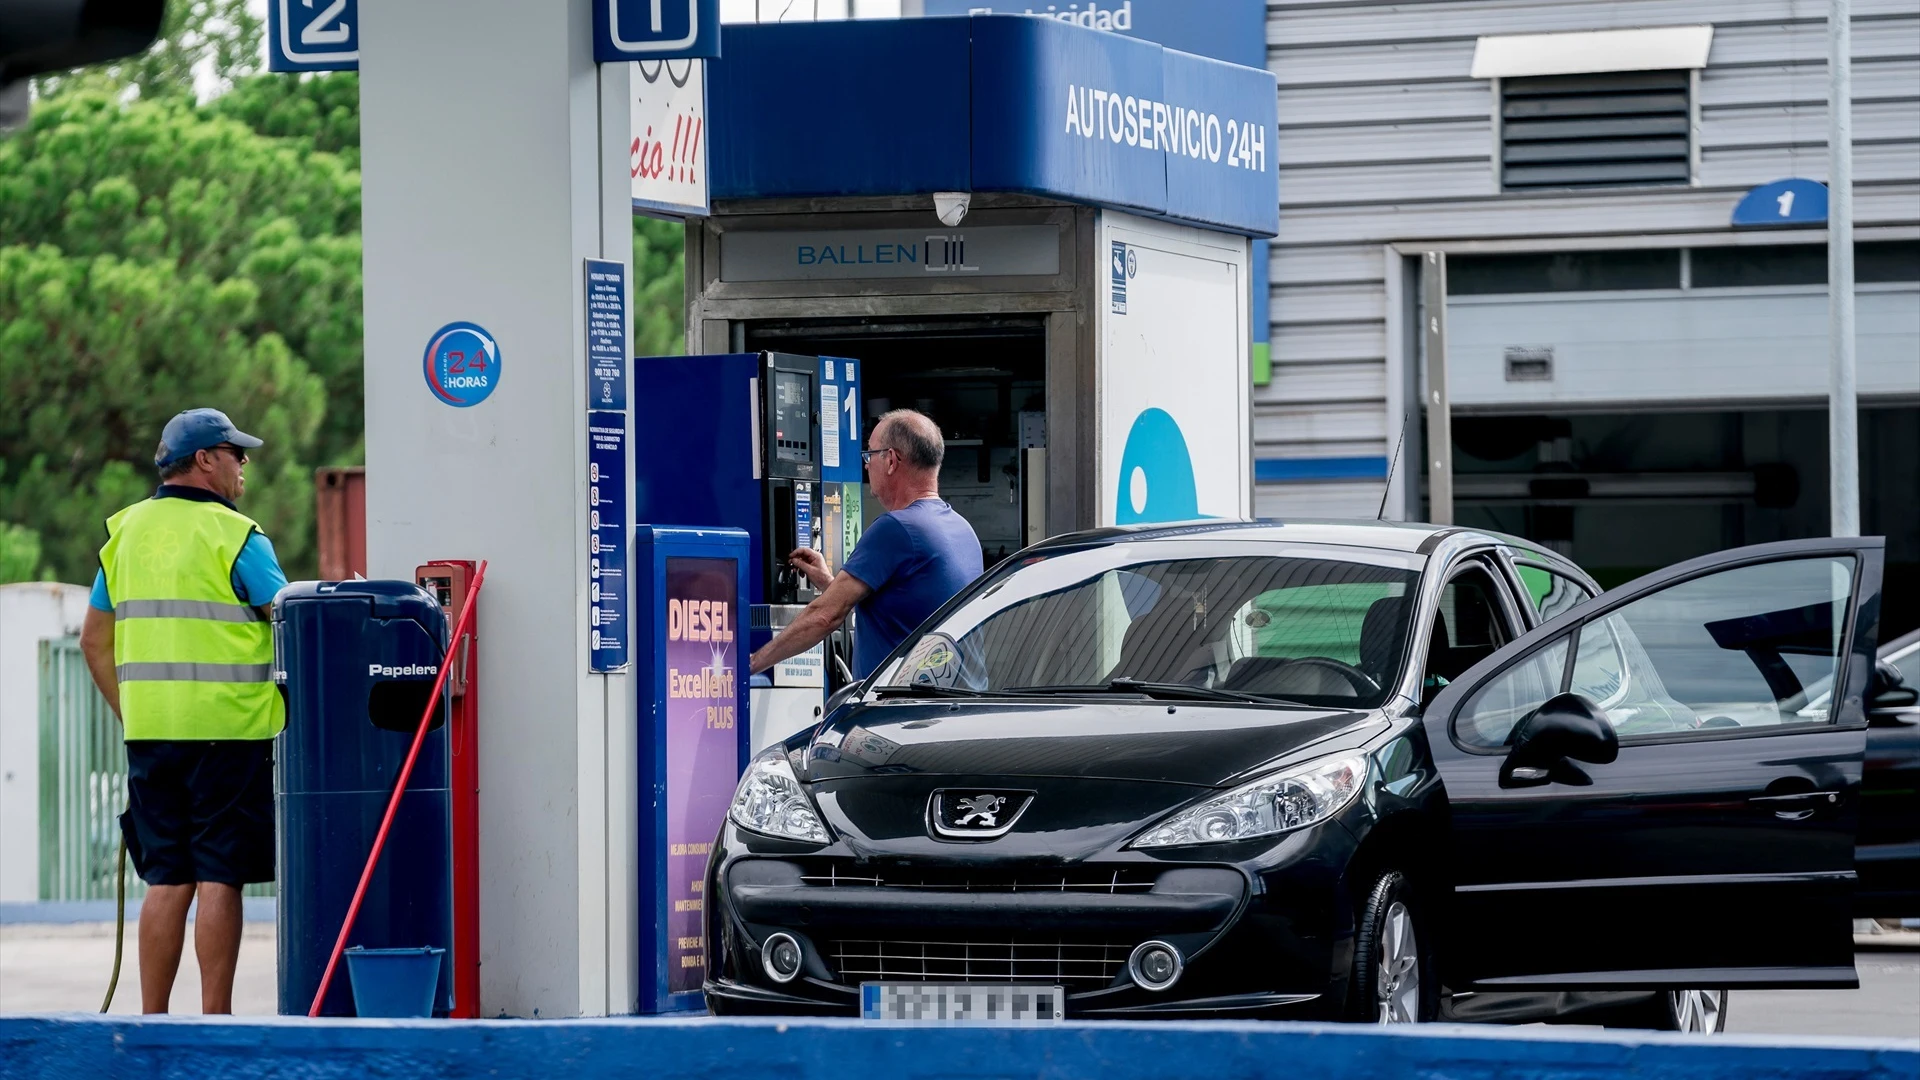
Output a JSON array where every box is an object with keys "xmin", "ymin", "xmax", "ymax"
[
  {"xmin": 1375, "ymin": 900, "xmax": 1421, "ymax": 1023},
  {"xmin": 1350, "ymin": 869, "xmax": 1432, "ymax": 1024},
  {"xmin": 1670, "ymin": 989, "xmax": 1726, "ymax": 1033}
]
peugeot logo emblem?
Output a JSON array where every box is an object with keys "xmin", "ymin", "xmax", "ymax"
[{"xmin": 928, "ymin": 789, "xmax": 1034, "ymax": 840}]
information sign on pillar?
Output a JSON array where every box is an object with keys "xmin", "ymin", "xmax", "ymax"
[
  {"xmin": 585, "ymin": 258, "xmax": 630, "ymax": 673},
  {"xmin": 585, "ymin": 260, "xmax": 629, "ymax": 410},
  {"xmin": 268, "ymin": 0, "xmax": 359, "ymax": 72},
  {"xmin": 595, "ymin": 0, "xmax": 722, "ymax": 63}
]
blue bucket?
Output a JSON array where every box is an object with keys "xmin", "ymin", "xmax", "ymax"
[{"xmin": 344, "ymin": 946, "xmax": 445, "ymax": 1018}]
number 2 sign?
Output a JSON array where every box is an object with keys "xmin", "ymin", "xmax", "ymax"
[{"xmin": 269, "ymin": 0, "xmax": 358, "ymax": 72}]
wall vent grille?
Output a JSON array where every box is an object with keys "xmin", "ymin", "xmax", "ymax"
[{"xmin": 1501, "ymin": 70, "xmax": 1691, "ymax": 190}]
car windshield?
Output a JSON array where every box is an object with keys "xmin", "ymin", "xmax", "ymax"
[{"xmin": 873, "ymin": 546, "xmax": 1422, "ymax": 709}]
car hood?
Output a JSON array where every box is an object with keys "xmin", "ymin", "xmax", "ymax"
[{"xmin": 800, "ymin": 698, "xmax": 1380, "ymax": 789}]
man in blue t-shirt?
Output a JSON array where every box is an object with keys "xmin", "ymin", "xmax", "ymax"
[{"xmin": 750, "ymin": 409, "xmax": 983, "ymax": 680}]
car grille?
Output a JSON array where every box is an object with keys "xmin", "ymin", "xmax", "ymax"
[
  {"xmin": 798, "ymin": 860, "xmax": 1157, "ymax": 893},
  {"xmin": 828, "ymin": 937, "xmax": 1132, "ymax": 990}
]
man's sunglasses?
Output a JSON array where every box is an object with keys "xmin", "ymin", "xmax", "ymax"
[
  {"xmin": 860, "ymin": 447, "xmax": 894, "ymax": 464},
  {"xmin": 209, "ymin": 444, "xmax": 249, "ymax": 464}
]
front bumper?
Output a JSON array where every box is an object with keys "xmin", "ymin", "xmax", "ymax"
[{"xmin": 704, "ymin": 822, "xmax": 1355, "ymax": 1018}]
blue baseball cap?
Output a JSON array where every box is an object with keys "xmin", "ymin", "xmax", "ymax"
[{"xmin": 155, "ymin": 408, "xmax": 263, "ymax": 469}]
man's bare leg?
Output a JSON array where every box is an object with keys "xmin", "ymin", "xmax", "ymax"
[
  {"xmin": 194, "ymin": 882, "xmax": 244, "ymax": 1014},
  {"xmin": 138, "ymin": 883, "xmax": 194, "ymax": 1014}
]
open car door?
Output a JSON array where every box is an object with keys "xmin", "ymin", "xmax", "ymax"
[{"xmin": 1422, "ymin": 537, "xmax": 1883, "ymax": 991}]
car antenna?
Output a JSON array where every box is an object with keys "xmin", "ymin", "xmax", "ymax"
[{"xmin": 1376, "ymin": 424, "xmax": 1407, "ymax": 520}]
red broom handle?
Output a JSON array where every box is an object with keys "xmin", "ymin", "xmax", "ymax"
[{"xmin": 308, "ymin": 561, "xmax": 489, "ymax": 1017}]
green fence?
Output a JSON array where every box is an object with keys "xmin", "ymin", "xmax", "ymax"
[{"xmin": 36, "ymin": 637, "xmax": 272, "ymax": 901}]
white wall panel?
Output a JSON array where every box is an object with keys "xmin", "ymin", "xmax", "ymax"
[
  {"xmin": 1278, "ymin": 119, "xmax": 1493, "ymax": 168},
  {"xmin": 1272, "ymin": 244, "xmax": 1387, "ymax": 286},
  {"xmin": 1702, "ymin": 98, "xmax": 1920, "ymax": 149},
  {"xmin": 1271, "ymin": 0, "xmax": 1916, "ymax": 49},
  {"xmin": 1698, "ymin": 59, "xmax": 1920, "ymax": 107},
  {"xmin": 1273, "ymin": 280, "xmax": 1389, "ymax": 323},
  {"xmin": 1255, "ymin": 402, "xmax": 1390, "ymax": 446},
  {"xmin": 1272, "ymin": 321, "xmax": 1387, "ymax": 364},
  {"xmin": 1279, "ymin": 80, "xmax": 1491, "ymax": 126},
  {"xmin": 1284, "ymin": 158, "xmax": 1495, "ymax": 207},
  {"xmin": 1267, "ymin": 360, "xmax": 1389, "ymax": 404},
  {"xmin": 1699, "ymin": 140, "xmax": 1920, "ymax": 187},
  {"xmin": 1254, "ymin": 481, "xmax": 1388, "ymax": 520},
  {"xmin": 1447, "ymin": 286, "xmax": 1920, "ymax": 408}
]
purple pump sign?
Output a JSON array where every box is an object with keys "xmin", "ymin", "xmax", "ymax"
[{"xmin": 662, "ymin": 557, "xmax": 741, "ymax": 992}]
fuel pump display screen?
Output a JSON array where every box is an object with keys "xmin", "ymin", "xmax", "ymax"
[{"xmin": 772, "ymin": 371, "xmax": 812, "ymax": 465}]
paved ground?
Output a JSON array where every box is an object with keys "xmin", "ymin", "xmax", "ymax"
[
  {"xmin": 1, "ymin": 921, "xmax": 278, "ymax": 1015},
  {"xmin": 1727, "ymin": 946, "xmax": 1920, "ymax": 1039},
  {"xmin": 2, "ymin": 922, "xmax": 1913, "ymax": 1034}
]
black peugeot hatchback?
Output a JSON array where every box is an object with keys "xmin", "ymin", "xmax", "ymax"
[{"xmin": 704, "ymin": 521, "xmax": 1917, "ymax": 1029}]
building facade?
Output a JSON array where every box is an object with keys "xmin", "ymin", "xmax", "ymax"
[{"xmin": 1256, "ymin": 0, "xmax": 1919, "ymax": 626}]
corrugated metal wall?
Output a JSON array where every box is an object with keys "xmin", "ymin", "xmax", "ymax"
[{"xmin": 1257, "ymin": 0, "xmax": 1920, "ymax": 518}]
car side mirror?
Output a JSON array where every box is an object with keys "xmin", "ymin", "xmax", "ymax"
[
  {"xmin": 1501, "ymin": 692, "xmax": 1619, "ymax": 788},
  {"xmin": 824, "ymin": 678, "xmax": 867, "ymax": 717},
  {"xmin": 1869, "ymin": 660, "xmax": 1920, "ymax": 728}
]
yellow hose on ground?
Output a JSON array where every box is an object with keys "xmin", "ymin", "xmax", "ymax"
[{"xmin": 100, "ymin": 836, "xmax": 127, "ymax": 1013}]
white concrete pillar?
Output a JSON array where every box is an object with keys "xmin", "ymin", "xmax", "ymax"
[{"xmin": 359, "ymin": 0, "xmax": 636, "ymax": 1017}]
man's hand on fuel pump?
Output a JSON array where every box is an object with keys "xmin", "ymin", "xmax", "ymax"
[{"xmin": 788, "ymin": 547, "xmax": 833, "ymax": 592}]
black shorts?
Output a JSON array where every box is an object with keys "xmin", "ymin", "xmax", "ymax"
[{"xmin": 121, "ymin": 739, "xmax": 275, "ymax": 887}]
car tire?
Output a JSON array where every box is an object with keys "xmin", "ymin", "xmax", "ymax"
[
  {"xmin": 1599, "ymin": 989, "xmax": 1728, "ymax": 1033},
  {"xmin": 1348, "ymin": 870, "xmax": 1436, "ymax": 1024}
]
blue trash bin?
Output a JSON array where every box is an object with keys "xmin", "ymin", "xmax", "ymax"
[
  {"xmin": 275, "ymin": 580, "xmax": 455, "ymax": 1017},
  {"xmin": 345, "ymin": 946, "xmax": 446, "ymax": 1018}
]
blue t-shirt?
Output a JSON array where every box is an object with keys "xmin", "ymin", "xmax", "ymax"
[
  {"xmin": 841, "ymin": 498, "xmax": 982, "ymax": 678},
  {"xmin": 89, "ymin": 488, "xmax": 290, "ymax": 612}
]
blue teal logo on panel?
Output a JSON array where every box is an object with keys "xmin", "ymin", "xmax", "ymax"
[
  {"xmin": 1116, "ymin": 408, "xmax": 1205, "ymax": 524},
  {"xmin": 423, "ymin": 322, "xmax": 501, "ymax": 407}
]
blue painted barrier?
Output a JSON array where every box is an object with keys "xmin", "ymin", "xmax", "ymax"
[{"xmin": 2, "ymin": 1015, "xmax": 1914, "ymax": 1080}]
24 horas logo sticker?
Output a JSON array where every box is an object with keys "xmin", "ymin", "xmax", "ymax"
[{"xmin": 422, "ymin": 321, "xmax": 502, "ymax": 407}]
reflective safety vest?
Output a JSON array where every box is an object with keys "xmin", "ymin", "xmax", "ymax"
[{"xmin": 100, "ymin": 496, "xmax": 285, "ymax": 741}]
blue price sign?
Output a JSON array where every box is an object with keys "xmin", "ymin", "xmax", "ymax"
[
  {"xmin": 585, "ymin": 259, "xmax": 629, "ymax": 411},
  {"xmin": 589, "ymin": 413, "xmax": 630, "ymax": 672},
  {"xmin": 594, "ymin": 0, "xmax": 721, "ymax": 63},
  {"xmin": 268, "ymin": 0, "xmax": 358, "ymax": 72},
  {"xmin": 422, "ymin": 322, "xmax": 502, "ymax": 408}
]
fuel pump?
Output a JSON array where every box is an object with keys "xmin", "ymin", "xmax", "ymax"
[{"xmin": 632, "ymin": 352, "xmax": 861, "ymax": 752}]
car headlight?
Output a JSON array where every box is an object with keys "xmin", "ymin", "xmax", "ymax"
[
  {"xmin": 728, "ymin": 749, "xmax": 831, "ymax": 844},
  {"xmin": 1131, "ymin": 753, "xmax": 1368, "ymax": 849}
]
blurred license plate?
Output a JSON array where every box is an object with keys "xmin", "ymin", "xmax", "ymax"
[{"xmin": 860, "ymin": 983, "xmax": 1065, "ymax": 1024}]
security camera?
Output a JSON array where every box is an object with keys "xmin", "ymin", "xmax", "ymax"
[{"xmin": 933, "ymin": 192, "xmax": 971, "ymax": 227}]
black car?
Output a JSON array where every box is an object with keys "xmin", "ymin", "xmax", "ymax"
[{"xmin": 704, "ymin": 521, "xmax": 1918, "ymax": 1031}]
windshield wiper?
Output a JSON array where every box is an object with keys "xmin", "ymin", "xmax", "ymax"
[
  {"xmin": 870, "ymin": 683, "xmax": 986, "ymax": 698},
  {"xmin": 1007, "ymin": 679, "xmax": 1306, "ymax": 706}
]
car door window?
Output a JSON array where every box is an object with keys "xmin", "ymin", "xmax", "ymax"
[
  {"xmin": 1515, "ymin": 563, "xmax": 1594, "ymax": 623},
  {"xmin": 1566, "ymin": 556, "xmax": 1855, "ymax": 735},
  {"xmin": 1451, "ymin": 555, "xmax": 1857, "ymax": 749},
  {"xmin": 1455, "ymin": 636, "xmax": 1570, "ymax": 747},
  {"xmin": 1423, "ymin": 563, "xmax": 1519, "ymax": 701}
]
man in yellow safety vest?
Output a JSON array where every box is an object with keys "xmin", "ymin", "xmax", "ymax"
[{"xmin": 79, "ymin": 408, "xmax": 288, "ymax": 1015}]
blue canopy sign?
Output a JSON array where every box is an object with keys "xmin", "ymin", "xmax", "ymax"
[
  {"xmin": 595, "ymin": 0, "xmax": 721, "ymax": 63},
  {"xmin": 1731, "ymin": 178, "xmax": 1829, "ymax": 228},
  {"xmin": 269, "ymin": 0, "xmax": 358, "ymax": 72}
]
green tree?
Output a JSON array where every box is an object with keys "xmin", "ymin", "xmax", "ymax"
[
  {"xmin": 634, "ymin": 215, "xmax": 685, "ymax": 356},
  {"xmin": 0, "ymin": 93, "xmax": 338, "ymax": 583},
  {"xmin": 210, "ymin": 71, "xmax": 361, "ymax": 169},
  {"xmin": 33, "ymin": 0, "xmax": 263, "ymax": 103},
  {"xmin": 0, "ymin": 522, "xmax": 47, "ymax": 584}
]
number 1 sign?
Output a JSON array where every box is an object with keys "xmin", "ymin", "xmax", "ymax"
[{"xmin": 270, "ymin": 0, "xmax": 358, "ymax": 72}]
